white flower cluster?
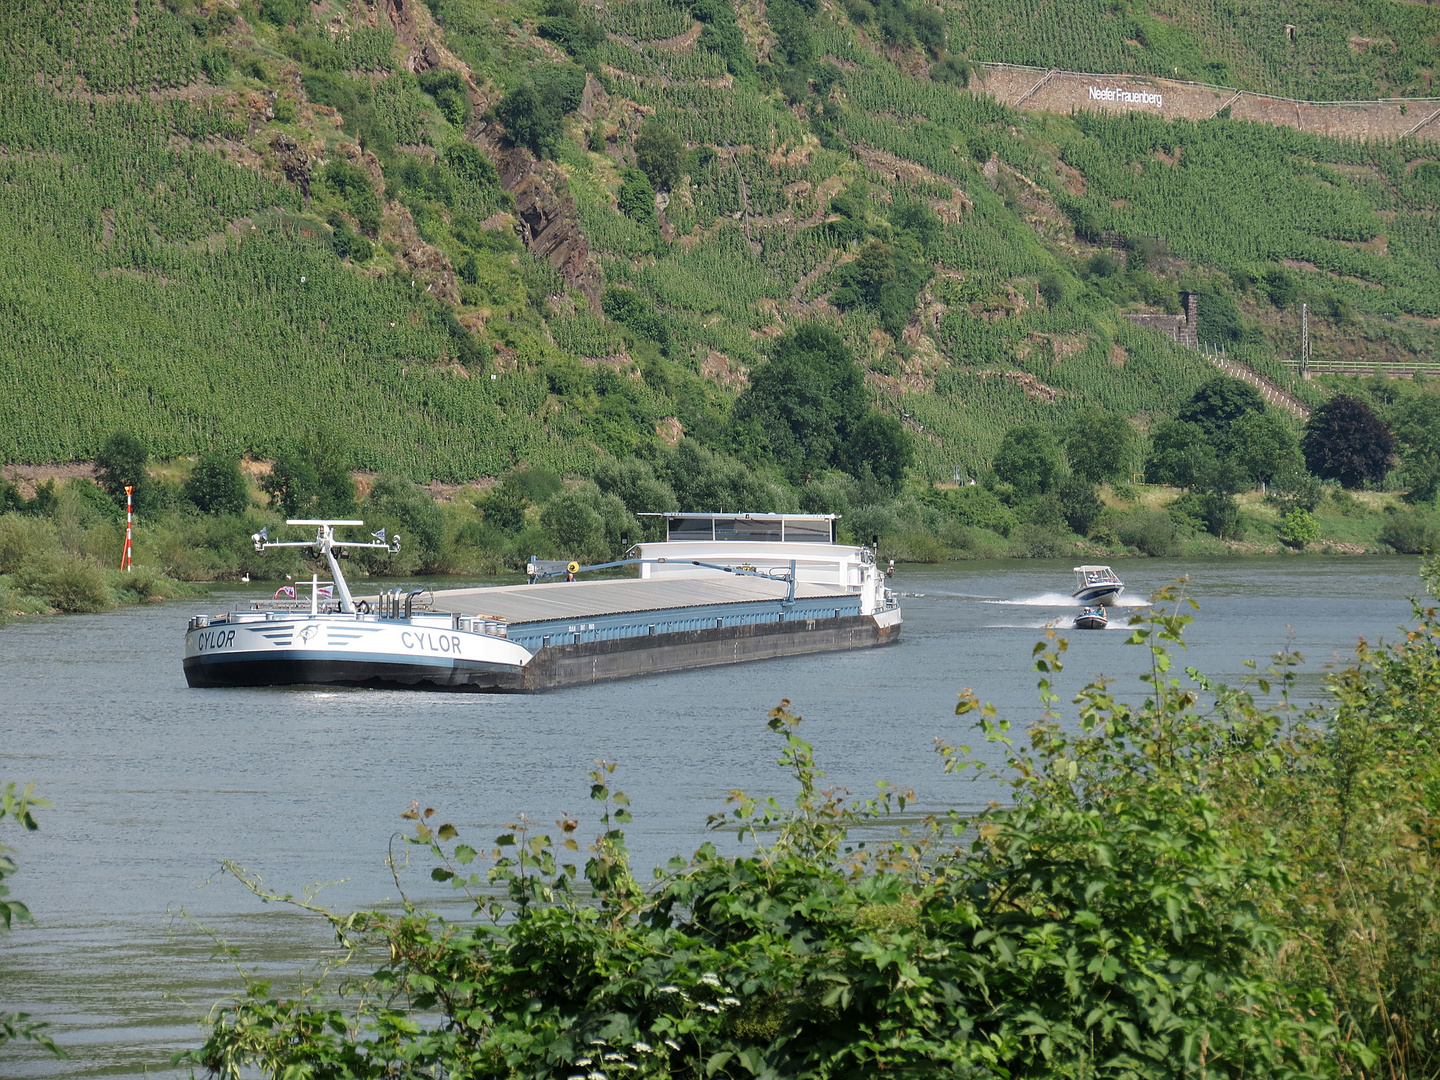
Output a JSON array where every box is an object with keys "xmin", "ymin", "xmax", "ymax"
[{"xmin": 569, "ymin": 972, "xmax": 745, "ymax": 1077}]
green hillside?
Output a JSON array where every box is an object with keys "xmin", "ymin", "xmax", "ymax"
[
  {"xmin": 1, "ymin": 0, "xmax": 1438, "ymax": 496},
  {"xmin": 948, "ymin": 0, "xmax": 1440, "ymax": 98}
]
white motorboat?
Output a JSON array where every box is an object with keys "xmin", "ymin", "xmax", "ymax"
[
  {"xmin": 183, "ymin": 520, "xmax": 533, "ymax": 689},
  {"xmin": 1072, "ymin": 564, "xmax": 1124, "ymax": 606}
]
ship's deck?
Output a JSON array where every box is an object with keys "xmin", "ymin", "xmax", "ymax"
[{"xmin": 422, "ymin": 576, "xmax": 853, "ymax": 624}]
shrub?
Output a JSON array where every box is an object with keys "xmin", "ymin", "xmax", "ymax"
[
  {"xmin": 258, "ymin": 0, "xmax": 306, "ymax": 27},
  {"xmin": 496, "ymin": 81, "xmax": 562, "ymax": 156},
  {"xmin": 1008, "ymin": 523, "xmax": 1066, "ymax": 558},
  {"xmin": 418, "ymin": 68, "xmax": 471, "ymax": 127},
  {"xmin": 200, "ymin": 49, "xmax": 231, "ymax": 84},
  {"xmin": 1037, "ymin": 272, "xmax": 1064, "ymax": 307},
  {"xmin": 1117, "ymin": 509, "xmax": 1180, "ymax": 556},
  {"xmin": 16, "ymin": 556, "xmax": 112, "ymax": 613},
  {"xmin": 634, "ymin": 122, "xmax": 682, "ymax": 191},
  {"xmin": 1197, "ymin": 491, "xmax": 1241, "ymax": 538},
  {"xmin": 1279, "ymin": 508, "xmax": 1320, "ymax": 549},
  {"xmin": 924, "ymin": 483, "xmax": 1017, "ymax": 536},
  {"xmin": 538, "ymin": 0, "xmax": 604, "ymax": 58},
  {"xmin": 616, "ymin": 169, "xmax": 657, "ymax": 223},
  {"xmin": 187, "ymin": 599, "xmax": 1366, "ymax": 1080},
  {"xmin": 930, "ymin": 55, "xmax": 970, "ymax": 86},
  {"xmin": 0, "ymin": 514, "xmax": 60, "ymax": 575},
  {"xmin": 1379, "ymin": 510, "xmax": 1439, "ymax": 554}
]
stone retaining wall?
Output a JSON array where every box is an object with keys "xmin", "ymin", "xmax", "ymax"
[{"xmin": 976, "ymin": 63, "xmax": 1440, "ymax": 141}]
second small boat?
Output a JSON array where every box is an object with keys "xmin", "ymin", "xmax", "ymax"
[{"xmin": 1074, "ymin": 606, "xmax": 1108, "ymax": 630}]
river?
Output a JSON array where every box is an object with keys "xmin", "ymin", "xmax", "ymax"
[{"xmin": 0, "ymin": 555, "xmax": 1429, "ymax": 1077}]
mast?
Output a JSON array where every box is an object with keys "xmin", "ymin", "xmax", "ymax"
[{"xmin": 252, "ymin": 520, "xmax": 400, "ymax": 614}]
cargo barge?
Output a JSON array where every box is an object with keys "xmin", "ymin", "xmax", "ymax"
[{"xmin": 182, "ymin": 513, "xmax": 901, "ymax": 691}]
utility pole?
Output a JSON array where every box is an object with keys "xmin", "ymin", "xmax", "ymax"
[{"xmin": 1300, "ymin": 302, "xmax": 1310, "ymax": 377}]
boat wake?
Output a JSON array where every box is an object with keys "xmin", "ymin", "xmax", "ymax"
[
  {"xmin": 983, "ymin": 592, "xmax": 1147, "ymax": 608},
  {"xmin": 987, "ymin": 619, "xmax": 1131, "ymax": 631}
]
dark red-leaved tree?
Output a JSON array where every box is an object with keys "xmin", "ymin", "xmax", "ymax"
[{"xmin": 1301, "ymin": 394, "xmax": 1396, "ymax": 489}]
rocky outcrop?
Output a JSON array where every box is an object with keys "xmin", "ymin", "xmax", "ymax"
[
  {"xmin": 491, "ymin": 142, "xmax": 603, "ymax": 313},
  {"xmin": 357, "ymin": 0, "xmax": 604, "ymax": 310}
]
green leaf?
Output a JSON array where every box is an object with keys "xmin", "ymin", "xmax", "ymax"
[{"xmin": 437, "ymin": 823, "xmax": 458, "ymax": 841}]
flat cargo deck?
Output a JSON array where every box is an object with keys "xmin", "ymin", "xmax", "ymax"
[
  {"xmin": 426, "ymin": 576, "xmax": 851, "ymax": 621},
  {"xmin": 377, "ymin": 575, "xmax": 899, "ymax": 690}
]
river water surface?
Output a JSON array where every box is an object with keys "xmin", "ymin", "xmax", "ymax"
[{"xmin": 1, "ymin": 556, "xmax": 1430, "ymax": 1077}]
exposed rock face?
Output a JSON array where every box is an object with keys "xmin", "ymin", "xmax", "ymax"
[
  {"xmin": 493, "ymin": 145, "xmax": 603, "ymax": 313},
  {"xmin": 362, "ymin": 0, "xmax": 603, "ymax": 311},
  {"xmin": 269, "ymin": 133, "xmax": 311, "ymax": 196}
]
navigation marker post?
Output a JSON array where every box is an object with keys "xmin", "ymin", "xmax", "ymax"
[{"xmin": 120, "ymin": 485, "xmax": 134, "ymax": 571}]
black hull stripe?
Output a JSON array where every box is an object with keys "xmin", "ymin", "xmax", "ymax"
[{"xmin": 184, "ymin": 654, "xmax": 524, "ymax": 690}]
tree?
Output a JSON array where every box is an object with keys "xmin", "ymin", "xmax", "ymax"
[
  {"xmin": 1266, "ymin": 461, "xmax": 1322, "ymax": 514},
  {"xmin": 634, "ymin": 122, "xmax": 682, "ymax": 191},
  {"xmin": 733, "ymin": 324, "xmax": 866, "ymax": 480},
  {"xmin": 1229, "ymin": 409, "xmax": 1303, "ymax": 484},
  {"xmin": 1058, "ymin": 475, "xmax": 1103, "ymax": 535},
  {"xmin": 260, "ymin": 437, "xmax": 355, "ymax": 518},
  {"xmin": 1393, "ymin": 393, "xmax": 1440, "ymax": 504},
  {"xmin": 993, "ymin": 424, "xmax": 1062, "ymax": 499},
  {"xmin": 1064, "ymin": 408, "xmax": 1133, "ymax": 484},
  {"xmin": 841, "ymin": 413, "xmax": 912, "ymax": 485},
  {"xmin": 1302, "ymin": 394, "xmax": 1396, "ymax": 489},
  {"xmin": 95, "ymin": 431, "xmax": 153, "ymax": 517},
  {"xmin": 1176, "ymin": 376, "xmax": 1265, "ymax": 453},
  {"xmin": 496, "ymin": 81, "xmax": 562, "ymax": 156},
  {"xmin": 1143, "ymin": 419, "xmax": 1216, "ymax": 488},
  {"xmin": 260, "ymin": 448, "xmax": 319, "ymax": 518},
  {"xmin": 185, "ymin": 452, "xmax": 250, "ymax": 516}
]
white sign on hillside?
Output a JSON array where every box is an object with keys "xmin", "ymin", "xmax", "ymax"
[{"xmin": 1088, "ymin": 86, "xmax": 1163, "ymax": 108}]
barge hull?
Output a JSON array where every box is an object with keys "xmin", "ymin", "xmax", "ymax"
[
  {"xmin": 183, "ymin": 652, "xmax": 523, "ymax": 690},
  {"xmin": 497, "ymin": 611, "xmax": 901, "ymax": 691}
]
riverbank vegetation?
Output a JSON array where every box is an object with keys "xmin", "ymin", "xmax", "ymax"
[
  {"xmin": 177, "ymin": 561, "xmax": 1440, "ymax": 1078},
  {"xmin": 5, "ymin": 364, "xmax": 1434, "ymax": 621}
]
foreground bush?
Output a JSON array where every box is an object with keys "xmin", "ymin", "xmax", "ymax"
[{"xmin": 182, "ymin": 572, "xmax": 1440, "ymax": 1078}]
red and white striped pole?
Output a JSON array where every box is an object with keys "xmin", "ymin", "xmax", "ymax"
[{"xmin": 120, "ymin": 485, "xmax": 134, "ymax": 572}]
